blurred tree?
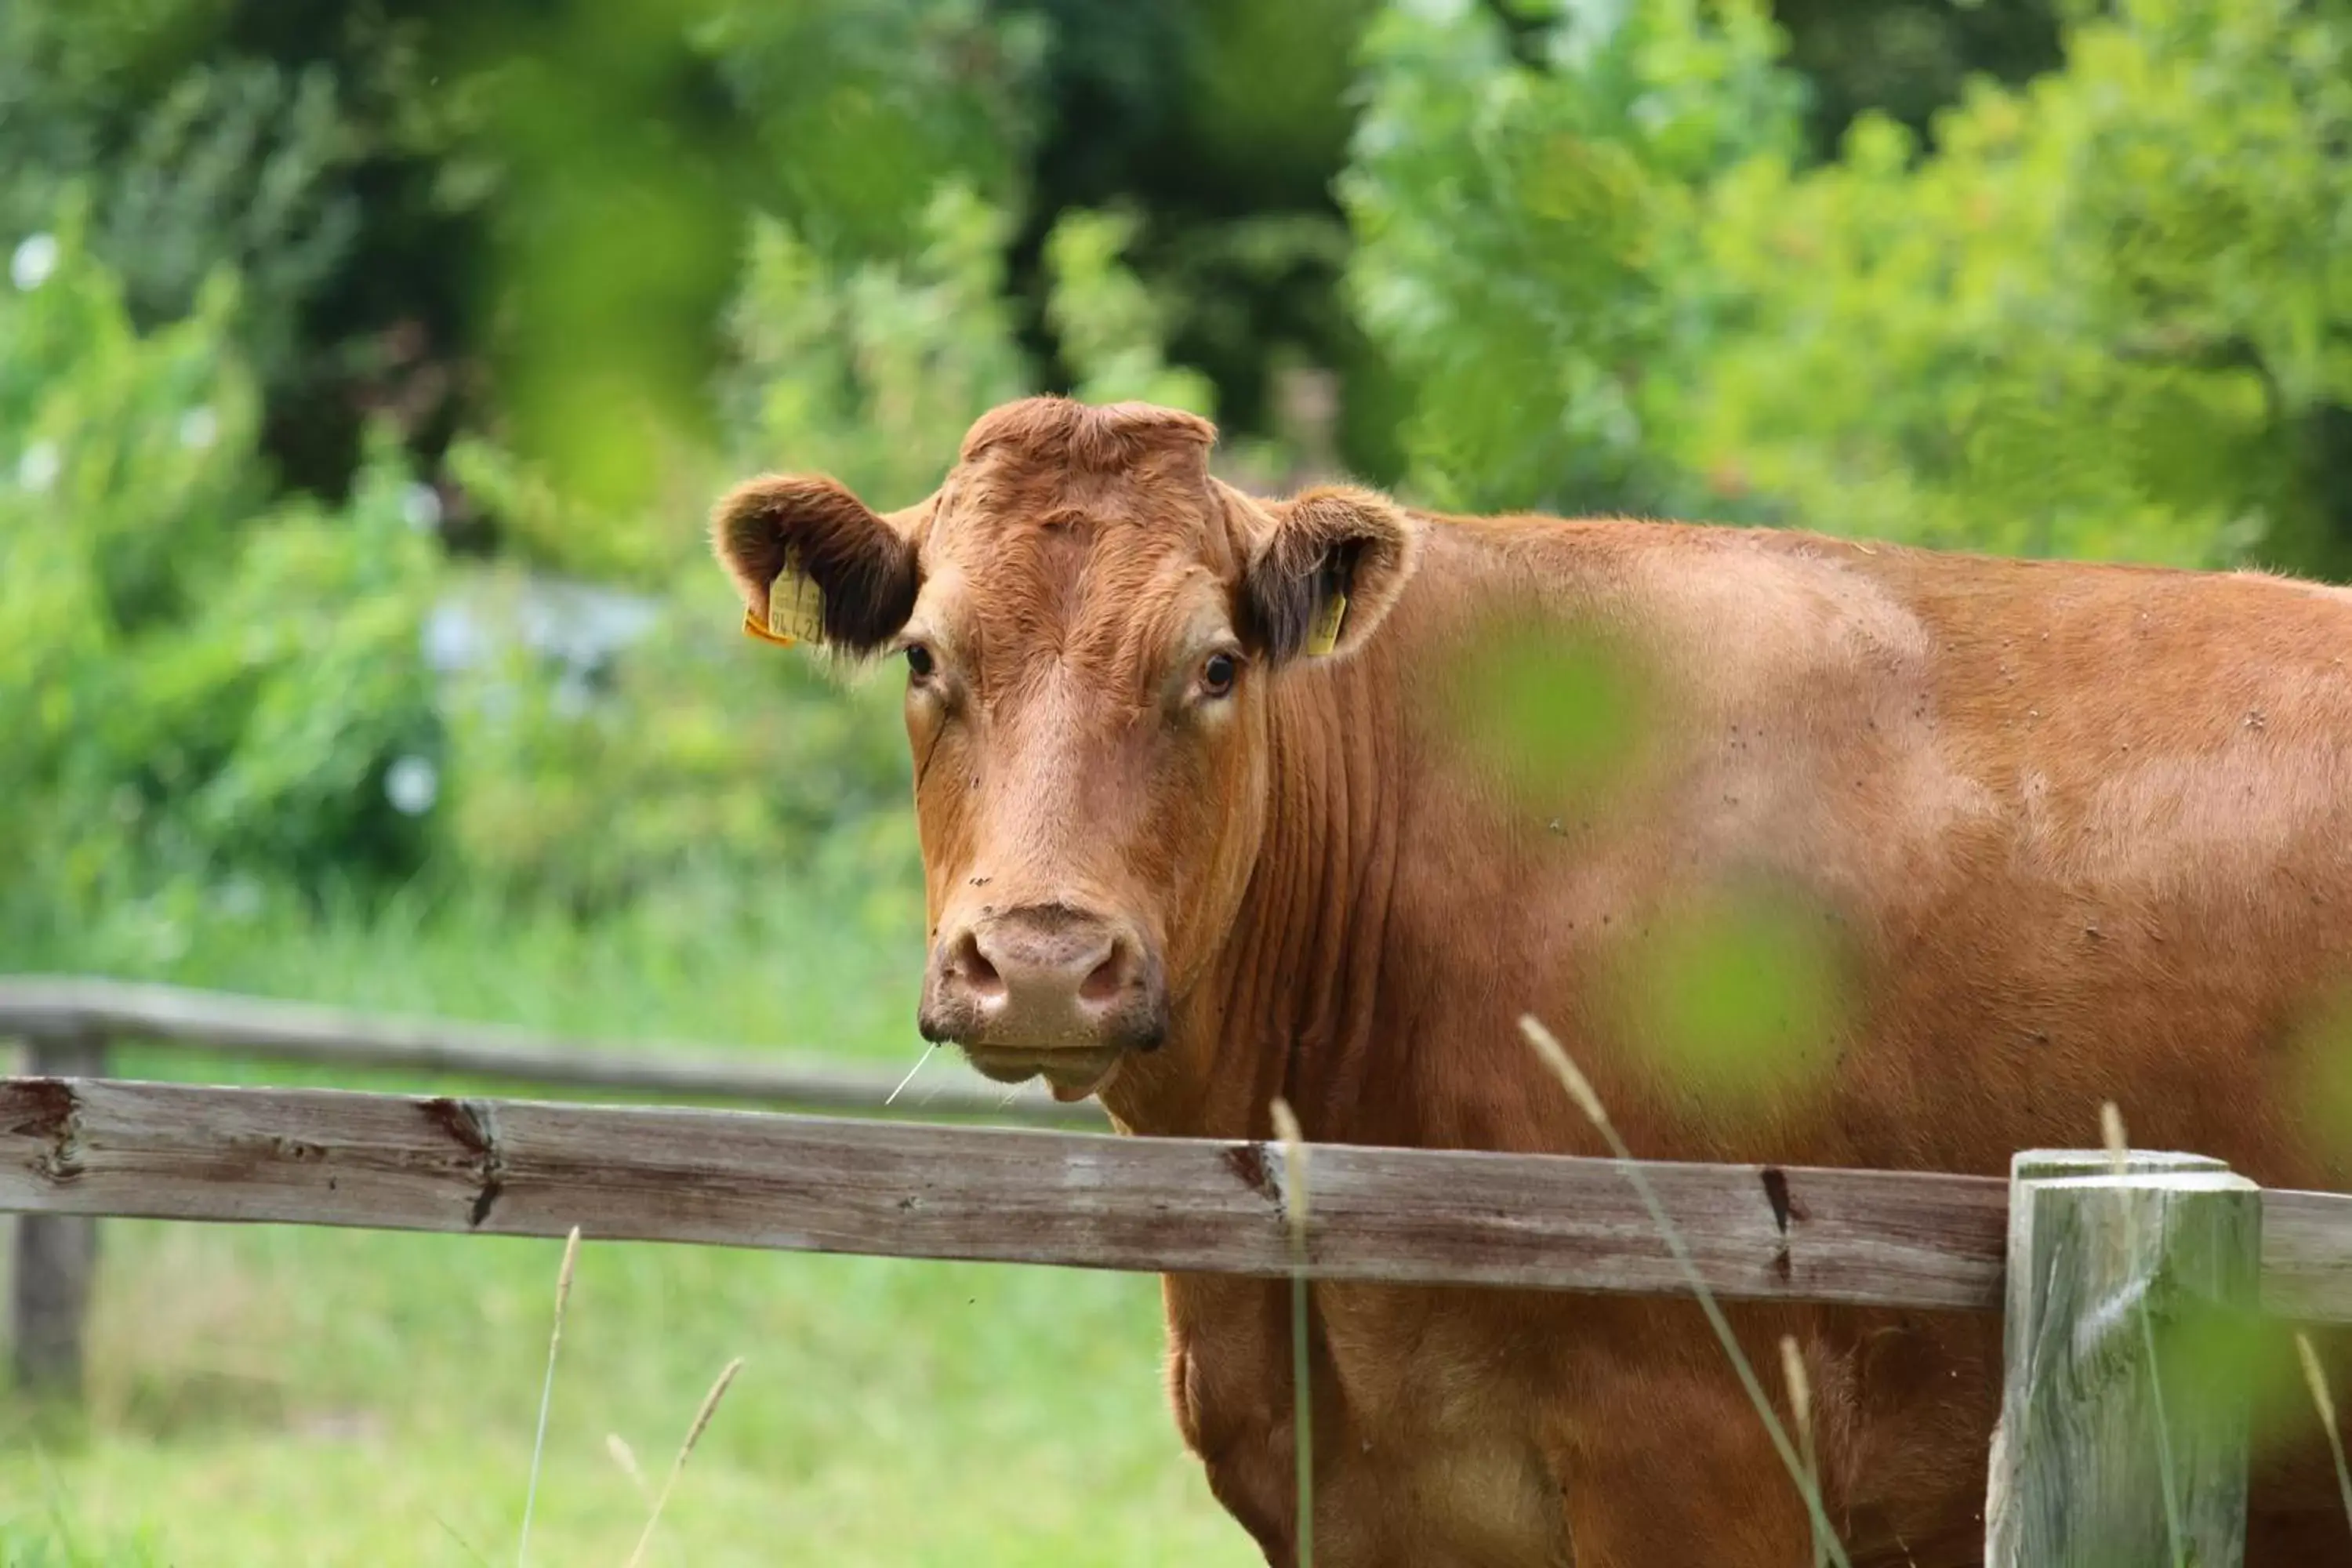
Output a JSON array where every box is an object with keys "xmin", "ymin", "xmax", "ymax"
[
  {"xmin": 467, "ymin": 0, "xmax": 1045, "ymax": 513},
  {"xmin": 1687, "ymin": 0, "xmax": 2352, "ymax": 568},
  {"xmin": 1343, "ymin": 0, "xmax": 1804, "ymax": 516},
  {"xmin": 1001, "ymin": 0, "xmax": 1399, "ymax": 478},
  {"xmin": 1044, "ymin": 208, "xmax": 1218, "ymax": 415},
  {"xmin": 0, "ymin": 212, "xmax": 442, "ymax": 922},
  {"xmin": 1773, "ymin": 0, "xmax": 2061, "ymax": 154},
  {"xmin": 1344, "ymin": 0, "xmax": 2352, "ymax": 574},
  {"xmin": 0, "ymin": 0, "xmax": 1043, "ymax": 511},
  {"xmin": 12, "ymin": 0, "xmax": 2348, "ymax": 936},
  {"xmin": 0, "ymin": 2, "xmax": 488, "ymax": 497},
  {"xmin": 0, "ymin": 0, "xmax": 2110, "ymax": 522}
]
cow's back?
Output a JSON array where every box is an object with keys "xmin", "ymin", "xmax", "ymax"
[{"xmin": 1362, "ymin": 520, "xmax": 2352, "ymax": 1189}]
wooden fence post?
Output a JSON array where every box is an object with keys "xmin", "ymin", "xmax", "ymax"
[
  {"xmin": 1984, "ymin": 1149, "xmax": 2261, "ymax": 1568},
  {"xmin": 10, "ymin": 1029, "xmax": 106, "ymax": 1400}
]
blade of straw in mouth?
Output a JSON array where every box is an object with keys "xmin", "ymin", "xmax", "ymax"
[{"xmin": 886, "ymin": 1043, "xmax": 935, "ymax": 1106}]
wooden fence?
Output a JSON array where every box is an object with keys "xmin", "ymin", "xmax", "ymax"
[{"xmin": 8, "ymin": 981, "xmax": 2352, "ymax": 1565}]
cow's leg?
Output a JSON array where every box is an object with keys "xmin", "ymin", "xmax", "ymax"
[{"xmin": 1166, "ymin": 1276, "xmax": 1300, "ymax": 1564}]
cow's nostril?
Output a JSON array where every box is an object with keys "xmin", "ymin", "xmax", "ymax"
[
  {"xmin": 947, "ymin": 931, "xmax": 1006, "ymax": 1004},
  {"xmin": 1079, "ymin": 943, "xmax": 1131, "ymax": 1006}
]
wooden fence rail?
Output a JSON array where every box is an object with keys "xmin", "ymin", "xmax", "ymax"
[
  {"xmin": 0, "ymin": 975, "xmax": 1102, "ymax": 1123},
  {"xmin": 7, "ymin": 1076, "xmax": 2352, "ymax": 1317},
  {"xmin": 0, "ymin": 1076, "xmax": 2006, "ymax": 1305}
]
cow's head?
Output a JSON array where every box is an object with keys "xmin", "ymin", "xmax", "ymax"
[{"xmin": 713, "ymin": 397, "xmax": 1419, "ymax": 1098}]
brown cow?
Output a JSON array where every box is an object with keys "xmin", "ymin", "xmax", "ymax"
[{"xmin": 713, "ymin": 396, "xmax": 2352, "ymax": 1566}]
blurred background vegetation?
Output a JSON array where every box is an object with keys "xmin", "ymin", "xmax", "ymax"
[{"xmin": 2, "ymin": 0, "xmax": 2348, "ymax": 1559}]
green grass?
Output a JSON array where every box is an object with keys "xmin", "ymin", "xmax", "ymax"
[{"xmin": 0, "ymin": 879, "xmax": 1252, "ymax": 1566}]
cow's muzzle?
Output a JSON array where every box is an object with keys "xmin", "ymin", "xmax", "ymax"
[{"xmin": 918, "ymin": 903, "xmax": 1167, "ymax": 1092}]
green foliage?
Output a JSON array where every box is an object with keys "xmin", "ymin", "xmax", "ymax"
[
  {"xmin": 467, "ymin": 0, "xmax": 1045, "ymax": 514},
  {"xmin": 421, "ymin": 187, "xmax": 1032, "ymax": 907},
  {"xmin": 0, "ymin": 215, "xmax": 441, "ymax": 922},
  {"xmin": 434, "ymin": 578, "xmax": 921, "ymax": 918},
  {"xmin": 1044, "ymin": 209, "xmax": 1218, "ymax": 415},
  {"xmin": 164, "ymin": 448, "xmax": 445, "ymax": 877},
  {"xmin": 0, "ymin": 0, "xmax": 1050, "ymax": 510},
  {"xmin": 704, "ymin": 0, "xmax": 1047, "ymax": 260},
  {"xmin": 12, "ymin": 0, "xmax": 2350, "ymax": 963},
  {"xmin": 0, "ymin": 156, "xmax": 1229, "ymax": 925},
  {"xmin": 724, "ymin": 184, "xmax": 1033, "ymax": 505},
  {"xmin": 1772, "ymin": 0, "xmax": 2063, "ymax": 153},
  {"xmin": 1687, "ymin": 0, "xmax": 2352, "ymax": 566},
  {"xmin": 88, "ymin": 60, "xmax": 361, "ymax": 386},
  {"xmin": 0, "ymin": 5, "xmax": 419, "ymax": 402},
  {"xmin": 1347, "ymin": 0, "xmax": 2352, "ymax": 573},
  {"xmin": 1343, "ymin": 0, "xmax": 1802, "ymax": 514}
]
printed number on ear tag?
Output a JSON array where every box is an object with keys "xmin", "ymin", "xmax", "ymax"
[
  {"xmin": 1304, "ymin": 590, "xmax": 1348, "ymax": 658},
  {"xmin": 742, "ymin": 570, "xmax": 826, "ymax": 648}
]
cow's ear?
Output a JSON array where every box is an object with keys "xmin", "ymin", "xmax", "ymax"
[
  {"xmin": 1242, "ymin": 485, "xmax": 1421, "ymax": 665},
  {"xmin": 710, "ymin": 474, "xmax": 920, "ymax": 658}
]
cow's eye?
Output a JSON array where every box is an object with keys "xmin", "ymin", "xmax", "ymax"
[
  {"xmin": 1200, "ymin": 651, "xmax": 1237, "ymax": 699},
  {"xmin": 905, "ymin": 643, "xmax": 935, "ymax": 681}
]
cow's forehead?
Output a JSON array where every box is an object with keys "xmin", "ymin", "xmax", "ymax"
[
  {"xmin": 930, "ymin": 459, "xmax": 1228, "ymax": 556},
  {"xmin": 907, "ymin": 485, "xmax": 1236, "ymax": 688},
  {"xmin": 906, "ymin": 398, "xmax": 1254, "ymax": 670},
  {"xmin": 919, "ymin": 488, "xmax": 1233, "ymax": 662},
  {"xmin": 931, "ymin": 397, "xmax": 1239, "ymax": 552},
  {"xmin": 924, "ymin": 442, "xmax": 1243, "ymax": 579}
]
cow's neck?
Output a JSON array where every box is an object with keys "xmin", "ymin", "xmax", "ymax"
[{"xmin": 1101, "ymin": 654, "xmax": 1403, "ymax": 1142}]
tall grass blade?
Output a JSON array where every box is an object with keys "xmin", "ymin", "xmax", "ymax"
[
  {"xmin": 606, "ymin": 1432, "xmax": 652, "ymax": 1502},
  {"xmin": 519, "ymin": 1225, "xmax": 583, "ymax": 1567},
  {"xmin": 623, "ymin": 1356, "xmax": 744, "ymax": 1568},
  {"xmin": 1519, "ymin": 1014, "xmax": 1852, "ymax": 1568},
  {"xmin": 1780, "ymin": 1334, "xmax": 1826, "ymax": 1568},
  {"xmin": 1271, "ymin": 1097, "xmax": 1314, "ymax": 1568},
  {"xmin": 2296, "ymin": 1332, "xmax": 2352, "ymax": 1544}
]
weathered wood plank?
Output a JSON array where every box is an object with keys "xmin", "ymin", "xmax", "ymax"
[
  {"xmin": 2254, "ymin": 1186, "xmax": 2352, "ymax": 1323},
  {"xmin": 0, "ymin": 1076, "xmax": 2012, "ymax": 1308},
  {"xmin": 1985, "ymin": 1155, "xmax": 2263, "ymax": 1568},
  {"xmin": 0, "ymin": 975, "xmax": 1101, "ymax": 1124},
  {"xmin": 9, "ymin": 1034, "xmax": 107, "ymax": 1396},
  {"xmin": 5, "ymin": 1080, "xmax": 2350, "ymax": 1321}
]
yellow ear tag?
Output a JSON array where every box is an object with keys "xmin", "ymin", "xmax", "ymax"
[
  {"xmin": 1304, "ymin": 589, "xmax": 1348, "ymax": 658},
  {"xmin": 741, "ymin": 608, "xmax": 793, "ymax": 646},
  {"xmin": 742, "ymin": 569, "xmax": 826, "ymax": 648}
]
